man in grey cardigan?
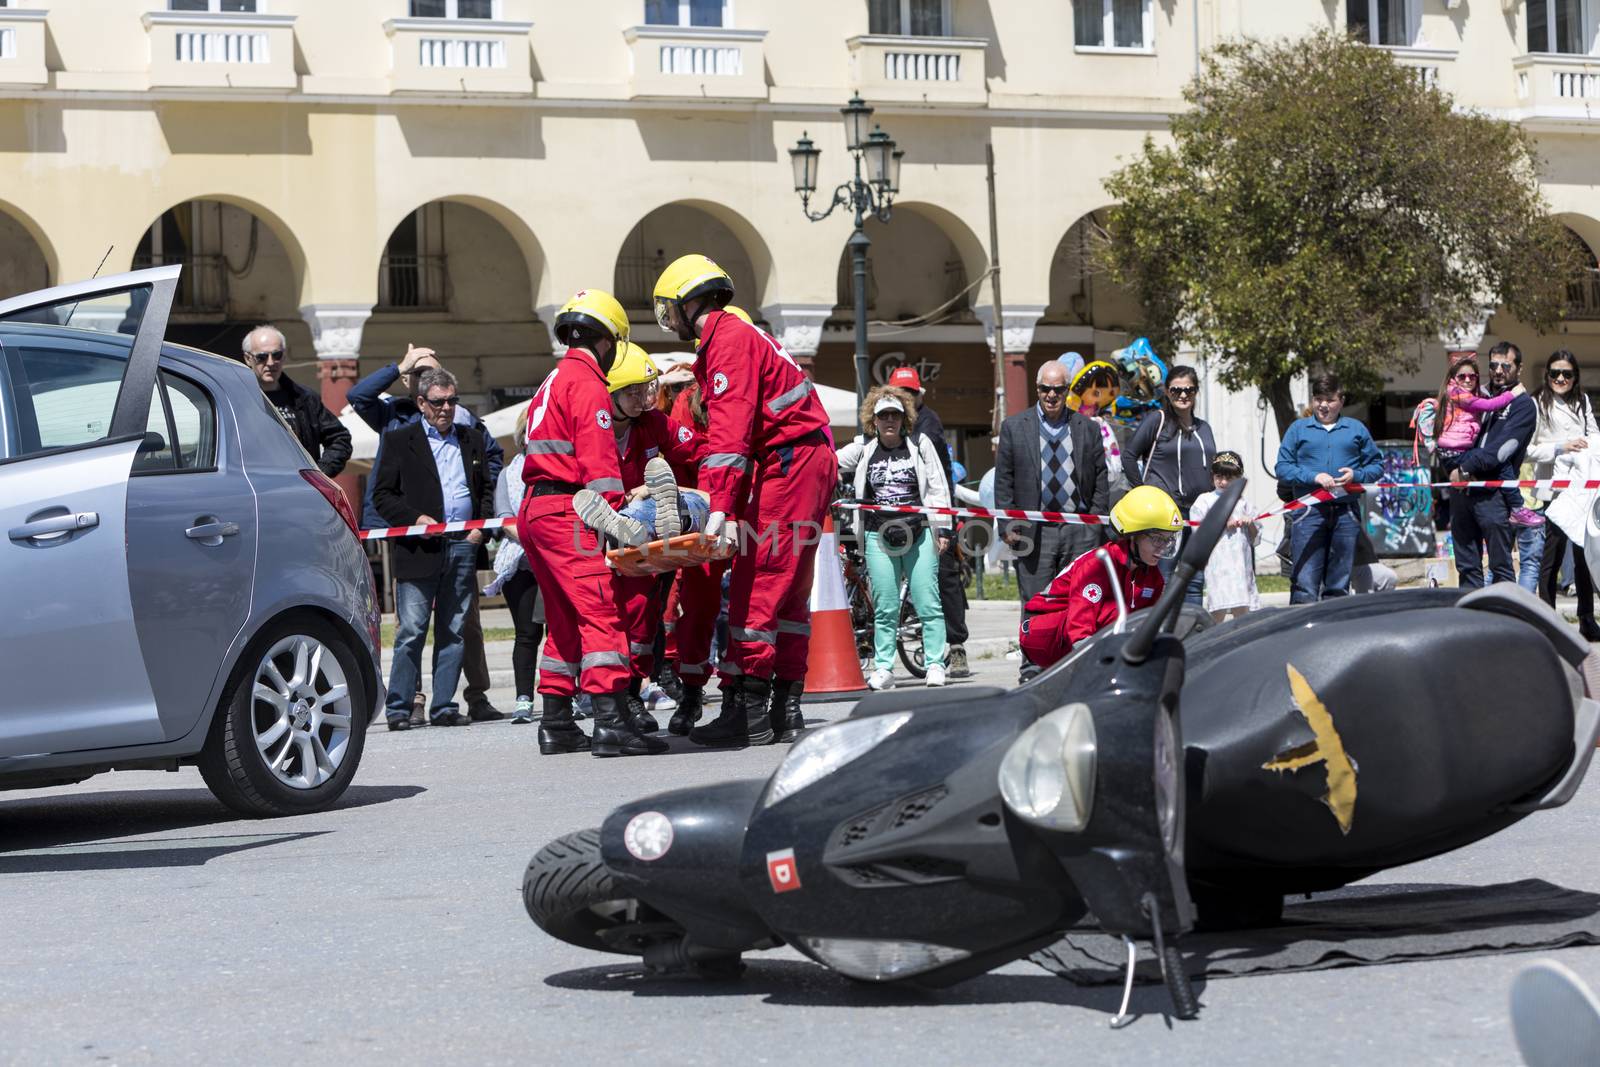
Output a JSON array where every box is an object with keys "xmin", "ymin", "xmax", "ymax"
[{"xmin": 994, "ymin": 360, "xmax": 1109, "ymax": 674}]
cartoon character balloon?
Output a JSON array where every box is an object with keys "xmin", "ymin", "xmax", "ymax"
[{"xmin": 1066, "ymin": 360, "xmax": 1122, "ymax": 417}]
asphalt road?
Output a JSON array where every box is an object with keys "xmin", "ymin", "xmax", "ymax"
[{"xmin": 2, "ymin": 651, "xmax": 1597, "ymax": 1066}]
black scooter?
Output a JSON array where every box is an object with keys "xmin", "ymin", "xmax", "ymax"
[{"xmin": 524, "ymin": 478, "xmax": 1600, "ymax": 1021}]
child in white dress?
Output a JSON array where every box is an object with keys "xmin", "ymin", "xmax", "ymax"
[{"xmin": 1188, "ymin": 451, "xmax": 1260, "ymax": 622}]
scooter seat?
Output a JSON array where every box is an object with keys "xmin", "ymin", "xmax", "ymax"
[{"xmin": 848, "ymin": 686, "xmax": 1009, "ymax": 719}]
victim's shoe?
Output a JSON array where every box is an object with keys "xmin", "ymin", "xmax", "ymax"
[
  {"xmin": 573, "ymin": 489, "xmax": 649, "ymax": 546},
  {"xmin": 643, "ymin": 456, "xmax": 681, "ymax": 540}
]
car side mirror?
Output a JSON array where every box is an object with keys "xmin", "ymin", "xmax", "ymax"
[{"xmin": 138, "ymin": 431, "xmax": 167, "ymax": 454}]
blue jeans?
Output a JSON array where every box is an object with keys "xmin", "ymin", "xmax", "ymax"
[
  {"xmin": 1516, "ymin": 522, "xmax": 1544, "ymax": 594},
  {"xmin": 1289, "ymin": 503, "xmax": 1359, "ymax": 604},
  {"xmin": 620, "ymin": 493, "xmax": 711, "ymax": 536},
  {"xmin": 1451, "ymin": 492, "xmax": 1514, "ymax": 589},
  {"xmin": 385, "ymin": 539, "xmax": 477, "ymax": 719}
]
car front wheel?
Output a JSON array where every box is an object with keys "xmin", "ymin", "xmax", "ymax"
[{"xmin": 197, "ymin": 615, "xmax": 368, "ymax": 817}]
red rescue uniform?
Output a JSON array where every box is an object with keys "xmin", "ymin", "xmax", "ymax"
[
  {"xmin": 1018, "ymin": 539, "xmax": 1164, "ymax": 670},
  {"xmin": 695, "ymin": 310, "xmax": 837, "ymax": 683},
  {"xmin": 614, "ymin": 409, "xmax": 704, "ymax": 681},
  {"xmin": 665, "ymin": 385, "xmax": 723, "ymax": 683},
  {"xmin": 517, "ymin": 348, "xmax": 631, "ymax": 697}
]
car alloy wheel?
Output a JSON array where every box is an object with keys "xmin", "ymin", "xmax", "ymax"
[{"xmin": 251, "ymin": 635, "xmax": 354, "ymax": 790}]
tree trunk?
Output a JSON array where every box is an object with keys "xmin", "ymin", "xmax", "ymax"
[{"xmin": 1266, "ymin": 375, "xmax": 1299, "ymax": 438}]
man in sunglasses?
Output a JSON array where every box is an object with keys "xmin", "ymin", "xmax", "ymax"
[
  {"xmin": 244, "ymin": 324, "xmax": 351, "ymax": 477},
  {"xmin": 1450, "ymin": 341, "xmax": 1539, "ymax": 588}
]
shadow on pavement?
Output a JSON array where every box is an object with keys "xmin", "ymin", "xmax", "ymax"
[
  {"xmin": 543, "ymin": 957, "xmax": 1203, "ymax": 1019},
  {"xmin": 0, "ymin": 830, "xmax": 332, "ymax": 873}
]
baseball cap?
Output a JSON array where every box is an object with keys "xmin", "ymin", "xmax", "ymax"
[
  {"xmin": 887, "ymin": 366, "xmax": 922, "ymax": 391},
  {"xmin": 873, "ymin": 394, "xmax": 907, "ymax": 416}
]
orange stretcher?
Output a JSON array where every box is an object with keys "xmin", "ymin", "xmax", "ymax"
[{"xmin": 607, "ymin": 533, "xmax": 736, "ymax": 577}]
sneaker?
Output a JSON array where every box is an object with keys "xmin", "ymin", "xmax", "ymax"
[
  {"xmin": 867, "ymin": 668, "xmax": 896, "ymax": 691},
  {"xmin": 925, "ymin": 664, "xmax": 947, "ymax": 687},
  {"xmin": 1511, "ymin": 507, "xmax": 1546, "ymax": 528},
  {"xmin": 511, "ymin": 696, "xmax": 535, "ymax": 724},
  {"xmin": 643, "ymin": 456, "xmax": 681, "ymax": 540},
  {"xmin": 641, "ymin": 680, "xmax": 677, "ymax": 712},
  {"xmin": 409, "ymin": 693, "xmax": 428, "ymax": 728},
  {"xmin": 574, "ymin": 692, "xmax": 594, "ymax": 720},
  {"xmin": 946, "ymin": 645, "xmax": 971, "ymax": 679},
  {"xmin": 573, "ymin": 489, "xmax": 649, "ymax": 547}
]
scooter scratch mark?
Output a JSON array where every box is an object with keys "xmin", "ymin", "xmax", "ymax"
[{"xmin": 1262, "ymin": 664, "xmax": 1358, "ymax": 835}]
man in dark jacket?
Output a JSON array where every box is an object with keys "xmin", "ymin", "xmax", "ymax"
[
  {"xmin": 372, "ymin": 368, "xmax": 494, "ymax": 729},
  {"xmin": 995, "ymin": 360, "xmax": 1109, "ymax": 678},
  {"xmin": 244, "ymin": 325, "xmax": 351, "ymax": 477},
  {"xmin": 887, "ymin": 364, "xmax": 970, "ymax": 677},
  {"xmin": 350, "ymin": 342, "xmax": 506, "ymax": 722},
  {"xmin": 1451, "ymin": 341, "xmax": 1537, "ymax": 588}
]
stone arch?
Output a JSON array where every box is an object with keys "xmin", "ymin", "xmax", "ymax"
[
  {"xmin": 375, "ymin": 194, "xmax": 549, "ymax": 313},
  {"xmin": 612, "ymin": 199, "xmax": 774, "ymax": 316},
  {"xmin": 829, "ymin": 200, "xmax": 989, "ymax": 323},
  {"xmin": 130, "ymin": 194, "xmax": 309, "ymax": 310},
  {"xmin": 1043, "ymin": 206, "xmax": 1143, "ymax": 335},
  {"xmin": 0, "ymin": 199, "xmax": 57, "ymax": 299}
]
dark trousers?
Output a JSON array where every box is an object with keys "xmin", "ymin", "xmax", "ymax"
[
  {"xmin": 503, "ymin": 568, "xmax": 545, "ymax": 698},
  {"xmin": 1289, "ymin": 502, "xmax": 1360, "ymax": 604},
  {"xmin": 462, "ymin": 586, "xmax": 492, "ymax": 706},
  {"xmin": 1540, "ymin": 519, "xmax": 1595, "ymax": 620},
  {"xmin": 938, "ymin": 542, "xmax": 969, "ymax": 646},
  {"xmin": 1451, "ymin": 491, "xmax": 1514, "ymax": 589}
]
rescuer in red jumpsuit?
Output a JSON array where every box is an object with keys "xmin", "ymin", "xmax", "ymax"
[
  {"xmin": 653, "ymin": 255, "xmax": 837, "ymax": 746},
  {"xmin": 517, "ymin": 289, "xmax": 666, "ymax": 758}
]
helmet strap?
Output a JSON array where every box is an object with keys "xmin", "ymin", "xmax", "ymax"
[{"xmin": 675, "ymin": 296, "xmax": 711, "ymax": 343}]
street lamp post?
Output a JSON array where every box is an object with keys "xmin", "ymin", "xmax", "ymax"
[{"xmin": 789, "ymin": 95, "xmax": 901, "ymax": 401}]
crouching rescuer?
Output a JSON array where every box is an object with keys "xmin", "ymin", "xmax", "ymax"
[
  {"xmin": 517, "ymin": 289, "xmax": 667, "ymax": 758},
  {"xmin": 653, "ymin": 254, "xmax": 838, "ymax": 746},
  {"xmin": 1018, "ymin": 485, "xmax": 1182, "ymax": 670}
]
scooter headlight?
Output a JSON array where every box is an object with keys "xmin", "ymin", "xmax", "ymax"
[
  {"xmin": 795, "ymin": 936, "xmax": 971, "ymax": 981},
  {"xmin": 764, "ymin": 712, "xmax": 912, "ymax": 808},
  {"xmin": 998, "ymin": 703, "xmax": 1097, "ymax": 832}
]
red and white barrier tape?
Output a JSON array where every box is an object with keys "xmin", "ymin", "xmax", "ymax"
[{"xmin": 359, "ymin": 516, "xmax": 515, "ymax": 541}]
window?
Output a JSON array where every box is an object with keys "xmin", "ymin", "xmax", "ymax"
[
  {"xmin": 1075, "ymin": 0, "xmax": 1152, "ymax": 51},
  {"xmin": 869, "ymin": 0, "xmax": 947, "ymax": 36},
  {"xmin": 1528, "ymin": 0, "xmax": 1600, "ymax": 55},
  {"xmin": 1345, "ymin": 0, "xmax": 1418, "ymax": 48},
  {"xmin": 409, "ymin": 0, "xmax": 496, "ymax": 18},
  {"xmin": 645, "ymin": 0, "xmax": 725, "ymax": 27},
  {"xmin": 168, "ymin": 1, "xmax": 260, "ymax": 11},
  {"xmin": 135, "ymin": 371, "xmax": 216, "ymax": 474}
]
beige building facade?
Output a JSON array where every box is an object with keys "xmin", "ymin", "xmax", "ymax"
[{"xmin": 2, "ymin": 0, "xmax": 1599, "ymax": 516}]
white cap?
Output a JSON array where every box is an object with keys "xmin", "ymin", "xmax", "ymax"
[{"xmin": 873, "ymin": 395, "xmax": 906, "ymax": 416}]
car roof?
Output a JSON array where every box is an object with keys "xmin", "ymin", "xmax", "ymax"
[{"xmin": 0, "ymin": 320, "xmax": 248, "ymax": 372}]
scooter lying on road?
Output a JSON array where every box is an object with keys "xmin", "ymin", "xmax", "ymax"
[{"xmin": 524, "ymin": 478, "xmax": 1600, "ymax": 1021}]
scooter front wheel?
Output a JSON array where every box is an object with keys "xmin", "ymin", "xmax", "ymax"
[{"xmin": 524, "ymin": 828, "xmax": 666, "ymax": 955}]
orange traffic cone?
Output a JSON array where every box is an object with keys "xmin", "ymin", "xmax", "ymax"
[{"xmin": 803, "ymin": 512, "xmax": 869, "ymax": 699}]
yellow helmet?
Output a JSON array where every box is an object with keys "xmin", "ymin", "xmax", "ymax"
[
  {"xmin": 652, "ymin": 253, "xmax": 735, "ymax": 334},
  {"xmin": 1110, "ymin": 485, "xmax": 1184, "ymax": 536},
  {"xmin": 607, "ymin": 342, "xmax": 660, "ymax": 393},
  {"xmin": 554, "ymin": 288, "xmax": 629, "ymax": 348},
  {"xmin": 722, "ymin": 305, "xmax": 754, "ymax": 325}
]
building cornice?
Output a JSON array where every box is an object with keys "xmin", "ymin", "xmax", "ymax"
[
  {"xmin": 382, "ymin": 17, "xmax": 534, "ymax": 36},
  {"xmin": 622, "ymin": 25, "xmax": 767, "ymax": 43},
  {"xmin": 0, "ymin": 9, "xmax": 49, "ymax": 23},
  {"xmin": 140, "ymin": 11, "xmax": 298, "ymax": 30}
]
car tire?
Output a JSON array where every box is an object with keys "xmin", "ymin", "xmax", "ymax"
[
  {"xmin": 523, "ymin": 829, "xmax": 655, "ymax": 955},
  {"xmin": 197, "ymin": 614, "xmax": 369, "ymax": 818}
]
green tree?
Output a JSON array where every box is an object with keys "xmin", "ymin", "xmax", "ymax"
[{"xmin": 1100, "ymin": 30, "xmax": 1581, "ymax": 433}]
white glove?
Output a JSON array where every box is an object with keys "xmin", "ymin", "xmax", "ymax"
[{"xmin": 704, "ymin": 510, "xmax": 739, "ymax": 553}]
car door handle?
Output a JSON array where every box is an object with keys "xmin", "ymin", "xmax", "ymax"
[
  {"xmin": 185, "ymin": 520, "xmax": 240, "ymax": 541},
  {"xmin": 8, "ymin": 511, "xmax": 99, "ymax": 542}
]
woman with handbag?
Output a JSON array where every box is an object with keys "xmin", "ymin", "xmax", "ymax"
[
  {"xmin": 1528, "ymin": 350, "xmax": 1600, "ymax": 640},
  {"xmin": 836, "ymin": 386, "xmax": 953, "ymax": 690}
]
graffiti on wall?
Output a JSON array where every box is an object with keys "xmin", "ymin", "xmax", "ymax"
[{"xmin": 1361, "ymin": 440, "xmax": 1436, "ymax": 557}]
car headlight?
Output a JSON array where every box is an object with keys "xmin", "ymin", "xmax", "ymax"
[
  {"xmin": 1153, "ymin": 708, "xmax": 1180, "ymax": 856},
  {"xmin": 998, "ymin": 703, "xmax": 1096, "ymax": 832},
  {"xmin": 764, "ymin": 712, "xmax": 912, "ymax": 808},
  {"xmin": 796, "ymin": 936, "xmax": 971, "ymax": 981}
]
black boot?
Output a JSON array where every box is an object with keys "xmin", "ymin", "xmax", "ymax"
[
  {"xmin": 690, "ymin": 676, "xmax": 774, "ymax": 748},
  {"xmin": 658, "ymin": 665, "xmax": 685, "ymax": 705},
  {"xmin": 668, "ymin": 684, "xmax": 704, "ymax": 736},
  {"xmin": 537, "ymin": 695, "xmax": 591, "ymax": 755},
  {"xmin": 591, "ymin": 692, "xmax": 669, "ymax": 757},
  {"xmin": 769, "ymin": 678, "xmax": 805, "ymax": 744},
  {"xmin": 626, "ymin": 678, "xmax": 660, "ymax": 734}
]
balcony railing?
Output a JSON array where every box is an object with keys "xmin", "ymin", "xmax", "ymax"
[
  {"xmin": 1514, "ymin": 53, "xmax": 1600, "ymax": 118},
  {"xmin": 142, "ymin": 11, "xmax": 297, "ymax": 91},
  {"xmin": 846, "ymin": 35, "xmax": 988, "ymax": 105},
  {"xmin": 623, "ymin": 26, "xmax": 767, "ymax": 101},
  {"xmin": 615, "ymin": 253, "xmax": 667, "ymax": 311},
  {"xmin": 379, "ymin": 254, "xmax": 449, "ymax": 312},
  {"xmin": 1567, "ymin": 273, "xmax": 1600, "ymax": 321},
  {"xmin": 384, "ymin": 17, "xmax": 534, "ymax": 95},
  {"xmin": 0, "ymin": 8, "xmax": 47, "ymax": 89},
  {"xmin": 133, "ymin": 254, "xmax": 229, "ymax": 315},
  {"xmin": 1376, "ymin": 46, "xmax": 1455, "ymax": 96}
]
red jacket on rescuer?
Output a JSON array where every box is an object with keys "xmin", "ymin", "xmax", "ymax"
[
  {"xmin": 520, "ymin": 346, "xmax": 627, "ymax": 510},
  {"xmin": 1019, "ymin": 540, "xmax": 1165, "ymax": 668}
]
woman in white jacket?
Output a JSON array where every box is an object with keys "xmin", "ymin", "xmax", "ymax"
[
  {"xmin": 1528, "ymin": 350, "xmax": 1600, "ymax": 639},
  {"xmin": 837, "ymin": 386, "xmax": 952, "ymax": 689}
]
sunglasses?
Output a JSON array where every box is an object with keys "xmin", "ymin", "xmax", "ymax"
[
  {"xmin": 1489, "ymin": 361, "xmax": 1516, "ymax": 372},
  {"xmin": 1037, "ymin": 385, "xmax": 1067, "ymax": 395},
  {"xmin": 1452, "ymin": 371, "xmax": 1478, "ymax": 382},
  {"xmin": 1550, "ymin": 368, "xmax": 1576, "ymax": 381},
  {"xmin": 250, "ymin": 350, "xmax": 286, "ymax": 363},
  {"xmin": 422, "ymin": 394, "xmax": 459, "ymax": 408},
  {"xmin": 1167, "ymin": 386, "xmax": 1198, "ymax": 398}
]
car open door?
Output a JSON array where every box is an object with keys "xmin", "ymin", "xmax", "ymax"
[{"xmin": 0, "ymin": 267, "xmax": 178, "ymax": 759}]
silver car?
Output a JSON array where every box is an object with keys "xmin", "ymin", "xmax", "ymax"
[{"xmin": 0, "ymin": 267, "xmax": 382, "ymax": 816}]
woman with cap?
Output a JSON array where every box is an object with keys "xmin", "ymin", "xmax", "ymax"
[
  {"xmin": 836, "ymin": 384, "xmax": 953, "ymax": 690},
  {"xmin": 1017, "ymin": 485, "xmax": 1181, "ymax": 670}
]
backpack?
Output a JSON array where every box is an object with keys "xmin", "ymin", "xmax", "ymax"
[{"xmin": 1410, "ymin": 397, "xmax": 1440, "ymax": 467}]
